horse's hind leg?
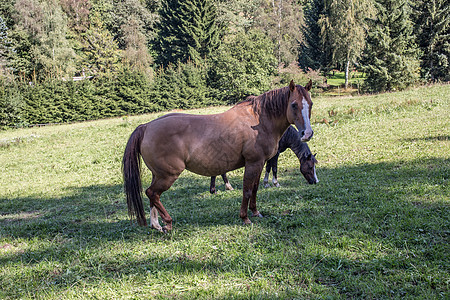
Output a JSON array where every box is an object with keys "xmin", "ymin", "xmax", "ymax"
[
  {"xmin": 210, "ymin": 176, "xmax": 217, "ymax": 194},
  {"xmin": 145, "ymin": 174, "xmax": 178, "ymax": 232},
  {"xmin": 222, "ymin": 173, "xmax": 234, "ymax": 191}
]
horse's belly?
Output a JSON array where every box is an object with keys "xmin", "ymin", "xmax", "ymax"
[{"xmin": 185, "ymin": 150, "xmax": 244, "ymax": 176}]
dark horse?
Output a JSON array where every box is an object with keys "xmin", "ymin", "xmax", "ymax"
[
  {"xmin": 263, "ymin": 126, "xmax": 318, "ymax": 187},
  {"xmin": 122, "ymin": 80, "xmax": 313, "ymax": 232},
  {"xmin": 209, "ymin": 126, "xmax": 318, "ymax": 194}
]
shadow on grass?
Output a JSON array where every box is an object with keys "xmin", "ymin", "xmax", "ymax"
[
  {"xmin": 1, "ymin": 157, "xmax": 448, "ymax": 239},
  {"xmin": 0, "ymin": 157, "xmax": 448, "ymax": 297},
  {"xmin": 403, "ymin": 134, "xmax": 449, "ymax": 142}
]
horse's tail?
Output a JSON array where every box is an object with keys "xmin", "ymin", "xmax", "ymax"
[{"xmin": 122, "ymin": 124, "xmax": 147, "ymax": 226}]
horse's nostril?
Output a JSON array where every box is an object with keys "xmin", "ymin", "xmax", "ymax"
[{"xmin": 301, "ymin": 130, "xmax": 305, "ymax": 136}]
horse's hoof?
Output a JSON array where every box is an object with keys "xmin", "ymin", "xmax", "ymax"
[
  {"xmin": 253, "ymin": 212, "xmax": 263, "ymax": 218},
  {"xmin": 151, "ymin": 225, "xmax": 164, "ymax": 232},
  {"xmin": 162, "ymin": 224, "xmax": 172, "ymax": 233},
  {"xmin": 263, "ymin": 183, "xmax": 270, "ymax": 188},
  {"xmin": 275, "ymin": 183, "xmax": 281, "ymax": 188},
  {"xmin": 242, "ymin": 218, "xmax": 252, "ymax": 225}
]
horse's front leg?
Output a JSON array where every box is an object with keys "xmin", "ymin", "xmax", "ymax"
[
  {"xmin": 271, "ymin": 154, "xmax": 281, "ymax": 188},
  {"xmin": 240, "ymin": 161, "xmax": 264, "ymax": 224}
]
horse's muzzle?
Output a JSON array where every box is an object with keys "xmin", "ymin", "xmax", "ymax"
[{"xmin": 300, "ymin": 129, "xmax": 314, "ymax": 142}]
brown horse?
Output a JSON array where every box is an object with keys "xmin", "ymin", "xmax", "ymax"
[{"xmin": 122, "ymin": 80, "xmax": 313, "ymax": 232}]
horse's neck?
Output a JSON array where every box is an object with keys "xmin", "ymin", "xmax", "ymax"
[{"xmin": 288, "ymin": 132, "xmax": 310, "ymax": 159}]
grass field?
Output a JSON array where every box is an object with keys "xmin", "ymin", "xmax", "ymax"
[
  {"xmin": 1, "ymin": 84, "xmax": 449, "ymax": 299},
  {"xmin": 325, "ymin": 71, "xmax": 366, "ymax": 87}
]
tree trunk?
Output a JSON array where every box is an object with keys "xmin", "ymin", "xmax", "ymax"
[{"xmin": 345, "ymin": 60, "xmax": 350, "ymax": 89}]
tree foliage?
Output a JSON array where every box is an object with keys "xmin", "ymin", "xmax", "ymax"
[
  {"xmin": 299, "ymin": 0, "xmax": 328, "ymax": 71},
  {"xmin": 209, "ymin": 29, "xmax": 277, "ymax": 103},
  {"xmin": 0, "ymin": 0, "xmax": 449, "ymax": 128},
  {"xmin": 318, "ymin": 0, "xmax": 374, "ymax": 87},
  {"xmin": 412, "ymin": 0, "xmax": 450, "ymax": 81},
  {"xmin": 254, "ymin": 0, "xmax": 304, "ymax": 66},
  {"xmin": 362, "ymin": 0, "xmax": 421, "ymax": 92},
  {"xmin": 155, "ymin": 0, "xmax": 222, "ymax": 66}
]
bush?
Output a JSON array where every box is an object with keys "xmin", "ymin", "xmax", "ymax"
[
  {"xmin": 0, "ymin": 64, "xmax": 225, "ymax": 128},
  {"xmin": 208, "ymin": 30, "xmax": 277, "ymax": 103}
]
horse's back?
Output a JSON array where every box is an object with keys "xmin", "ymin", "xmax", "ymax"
[{"xmin": 139, "ymin": 112, "xmax": 254, "ymax": 176}]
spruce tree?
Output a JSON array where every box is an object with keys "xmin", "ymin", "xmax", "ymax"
[
  {"xmin": 412, "ymin": 0, "xmax": 450, "ymax": 81},
  {"xmin": 299, "ymin": 0, "xmax": 329, "ymax": 71},
  {"xmin": 155, "ymin": 0, "xmax": 222, "ymax": 66},
  {"xmin": 155, "ymin": 0, "xmax": 183, "ymax": 66},
  {"xmin": 81, "ymin": 12, "xmax": 121, "ymax": 75},
  {"xmin": 363, "ymin": 0, "xmax": 421, "ymax": 92}
]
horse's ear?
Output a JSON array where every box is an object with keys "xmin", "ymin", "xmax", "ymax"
[
  {"xmin": 314, "ymin": 153, "xmax": 317, "ymax": 157},
  {"xmin": 289, "ymin": 80, "xmax": 296, "ymax": 92},
  {"xmin": 305, "ymin": 79, "xmax": 312, "ymax": 91}
]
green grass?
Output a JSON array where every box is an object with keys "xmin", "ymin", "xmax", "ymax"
[
  {"xmin": 1, "ymin": 85, "xmax": 449, "ymax": 299},
  {"xmin": 325, "ymin": 71, "xmax": 366, "ymax": 87},
  {"xmin": 321, "ymin": 71, "xmax": 366, "ymax": 97}
]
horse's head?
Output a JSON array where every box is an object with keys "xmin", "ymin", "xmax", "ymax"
[
  {"xmin": 286, "ymin": 80, "xmax": 313, "ymax": 142},
  {"xmin": 300, "ymin": 152, "xmax": 319, "ymax": 184}
]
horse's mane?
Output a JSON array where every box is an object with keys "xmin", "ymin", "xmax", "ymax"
[{"xmin": 237, "ymin": 86, "xmax": 290, "ymax": 118}]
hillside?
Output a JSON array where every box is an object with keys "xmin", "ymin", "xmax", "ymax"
[{"xmin": 0, "ymin": 85, "xmax": 449, "ymax": 298}]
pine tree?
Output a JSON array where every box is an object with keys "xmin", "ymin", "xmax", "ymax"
[
  {"xmin": 298, "ymin": 0, "xmax": 330, "ymax": 72},
  {"xmin": 412, "ymin": 0, "xmax": 450, "ymax": 81},
  {"xmin": 181, "ymin": 0, "xmax": 221, "ymax": 63},
  {"xmin": 81, "ymin": 12, "xmax": 121, "ymax": 75},
  {"xmin": 155, "ymin": 0, "xmax": 222, "ymax": 66},
  {"xmin": 0, "ymin": 16, "xmax": 8, "ymax": 58},
  {"xmin": 362, "ymin": 0, "xmax": 421, "ymax": 92}
]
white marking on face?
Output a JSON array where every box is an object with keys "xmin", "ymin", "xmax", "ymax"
[
  {"xmin": 313, "ymin": 166, "xmax": 319, "ymax": 183},
  {"xmin": 301, "ymin": 98, "xmax": 313, "ymax": 141}
]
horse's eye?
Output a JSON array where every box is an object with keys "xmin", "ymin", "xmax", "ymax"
[{"xmin": 291, "ymin": 102, "xmax": 298, "ymax": 109}]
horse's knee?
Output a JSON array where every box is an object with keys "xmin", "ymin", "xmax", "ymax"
[{"xmin": 243, "ymin": 188, "xmax": 252, "ymax": 200}]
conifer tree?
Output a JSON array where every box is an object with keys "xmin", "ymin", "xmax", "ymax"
[
  {"xmin": 299, "ymin": 0, "xmax": 328, "ymax": 71},
  {"xmin": 181, "ymin": 0, "xmax": 221, "ymax": 63},
  {"xmin": 81, "ymin": 12, "xmax": 121, "ymax": 75},
  {"xmin": 362, "ymin": 0, "xmax": 420, "ymax": 92},
  {"xmin": 155, "ymin": 0, "xmax": 222, "ymax": 66},
  {"xmin": 0, "ymin": 16, "xmax": 8, "ymax": 58},
  {"xmin": 412, "ymin": 0, "xmax": 450, "ymax": 81}
]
